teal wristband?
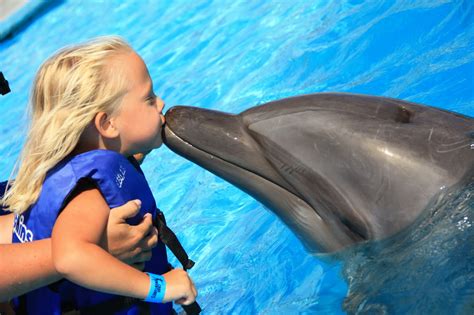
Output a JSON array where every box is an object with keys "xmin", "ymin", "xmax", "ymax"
[{"xmin": 144, "ymin": 273, "xmax": 166, "ymax": 303}]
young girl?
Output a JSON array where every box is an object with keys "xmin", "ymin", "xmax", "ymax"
[{"xmin": 2, "ymin": 36, "xmax": 197, "ymax": 314}]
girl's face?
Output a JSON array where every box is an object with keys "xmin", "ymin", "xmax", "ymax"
[{"xmin": 111, "ymin": 51, "xmax": 165, "ymax": 156}]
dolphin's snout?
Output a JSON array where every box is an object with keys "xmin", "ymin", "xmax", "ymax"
[{"xmin": 164, "ymin": 106, "xmax": 244, "ymax": 153}]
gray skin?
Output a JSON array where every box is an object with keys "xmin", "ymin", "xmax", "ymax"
[{"xmin": 163, "ymin": 93, "xmax": 474, "ymax": 253}]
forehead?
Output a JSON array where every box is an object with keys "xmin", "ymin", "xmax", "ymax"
[{"xmin": 108, "ymin": 51, "xmax": 151, "ymax": 91}]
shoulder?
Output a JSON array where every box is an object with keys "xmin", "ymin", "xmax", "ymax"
[{"xmin": 63, "ymin": 186, "xmax": 108, "ymax": 210}]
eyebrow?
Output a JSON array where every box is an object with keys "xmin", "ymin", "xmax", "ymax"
[{"xmin": 142, "ymin": 92, "xmax": 154, "ymax": 100}]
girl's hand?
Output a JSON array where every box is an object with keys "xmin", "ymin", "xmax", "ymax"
[
  {"xmin": 107, "ymin": 200, "xmax": 158, "ymax": 269},
  {"xmin": 162, "ymin": 269, "xmax": 198, "ymax": 305}
]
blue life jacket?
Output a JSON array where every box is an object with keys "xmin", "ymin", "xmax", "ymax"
[{"xmin": 12, "ymin": 149, "xmax": 172, "ymax": 314}]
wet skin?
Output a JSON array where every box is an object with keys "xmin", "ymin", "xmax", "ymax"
[{"xmin": 162, "ymin": 93, "xmax": 474, "ymax": 253}]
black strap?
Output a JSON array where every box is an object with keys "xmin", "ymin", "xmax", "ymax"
[
  {"xmin": 154, "ymin": 210, "xmax": 202, "ymax": 315},
  {"xmin": 154, "ymin": 210, "xmax": 195, "ymax": 271},
  {"xmin": 181, "ymin": 302, "xmax": 202, "ymax": 315}
]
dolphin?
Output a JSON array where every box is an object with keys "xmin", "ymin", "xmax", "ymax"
[{"xmin": 163, "ymin": 93, "xmax": 474, "ymax": 253}]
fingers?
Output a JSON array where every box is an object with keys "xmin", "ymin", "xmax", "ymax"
[
  {"xmin": 163, "ymin": 269, "xmax": 198, "ymax": 305},
  {"xmin": 142, "ymin": 224, "xmax": 159, "ymax": 250},
  {"xmin": 136, "ymin": 213, "xmax": 155, "ymax": 238},
  {"xmin": 175, "ymin": 289, "xmax": 197, "ymax": 305},
  {"xmin": 110, "ymin": 199, "xmax": 142, "ymax": 221},
  {"xmin": 192, "ymin": 280, "xmax": 197, "ymax": 298},
  {"xmin": 107, "ymin": 203, "xmax": 159, "ymax": 266},
  {"xmin": 181, "ymin": 278, "xmax": 198, "ymax": 305},
  {"xmin": 107, "ymin": 199, "xmax": 152, "ymax": 263},
  {"xmin": 125, "ymin": 223, "xmax": 157, "ymax": 265},
  {"xmin": 176, "ymin": 285, "xmax": 198, "ymax": 306}
]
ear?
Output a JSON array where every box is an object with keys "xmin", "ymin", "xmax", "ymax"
[{"xmin": 94, "ymin": 112, "xmax": 119, "ymax": 138}]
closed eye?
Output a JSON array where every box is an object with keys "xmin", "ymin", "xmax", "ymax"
[{"xmin": 146, "ymin": 93, "xmax": 157, "ymax": 106}]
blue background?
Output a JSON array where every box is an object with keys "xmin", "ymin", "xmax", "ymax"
[{"xmin": 0, "ymin": 1, "xmax": 472, "ymax": 313}]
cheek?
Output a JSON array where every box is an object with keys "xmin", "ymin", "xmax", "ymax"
[
  {"xmin": 151, "ymin": 113, "xmax": 164, "ymax": 139},
  {"xmin": 159, "ymin": 116, "xmax": 165, "ymax": 130}
]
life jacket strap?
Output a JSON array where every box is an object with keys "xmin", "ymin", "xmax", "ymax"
[
  {"xmin": 154, "ymin": 209, "xmax": 202, "ymax": 315},
  {"xmin": 154, "ymin": 209, "xmax": 195, "ymax": 271}
]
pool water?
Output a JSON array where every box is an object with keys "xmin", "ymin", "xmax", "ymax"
[{"xmin": 0, "ymin": 1, "xmax": 472, "ymax": 314}]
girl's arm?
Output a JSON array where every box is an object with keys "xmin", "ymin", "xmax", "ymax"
[
  {"xmin": 0, "ymin": 200, "xmax": 159, "ymax": 301},
  {"xmin": 52, "ymin": 187, "xmax": 149, "ymax": 298},
  {"xmin": 51, "ymin": 187, "xmax": 197, "ymax": 303},
  {"xmin": 0, "ymin": 213, "xmax": 14, "ymax": 244}
]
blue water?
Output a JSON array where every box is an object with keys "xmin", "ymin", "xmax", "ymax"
[{"xmin": 0, "ymin": 1, "xmax": 473, "ymax": 314}]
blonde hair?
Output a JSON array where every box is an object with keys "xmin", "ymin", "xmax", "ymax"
[{"xmin": 2, "ymin": 36, "xmax": 133, "ymax": 214}]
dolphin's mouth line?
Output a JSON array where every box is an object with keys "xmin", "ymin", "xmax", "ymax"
[{"xmin": 164, "ymin": 126, "xmax": 317, "ymax": 211}]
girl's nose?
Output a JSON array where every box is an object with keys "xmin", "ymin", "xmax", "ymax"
[
  {"xmin": 157, "ymin": 97, "xmax": 165, "ymax": 111},
  {"xmin": 156, "ymin": 97, "xmax": 166, "ymax": 124}
]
